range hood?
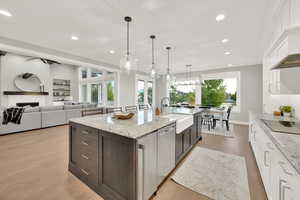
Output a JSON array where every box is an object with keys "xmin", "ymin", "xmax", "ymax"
[{"xmin": 272, "ymin": 54, "xmax": 300, "ymax": 70}]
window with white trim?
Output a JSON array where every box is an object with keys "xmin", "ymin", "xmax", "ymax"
[
  {"xmin": 79, "ymin": 68, "xmax": 116, "ymax": 106},
  {"xmin": 136, "ymin": 75, "xmax": 155, "ymax": 107},
  {"xmin": 201, "ymin": 71, "xmax": 241, "ymax": 112}
]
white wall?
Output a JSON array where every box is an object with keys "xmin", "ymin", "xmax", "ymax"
[
  {"xmin": 117, "ymin": 71, "xmax": 137, "ymax": 107},
  {"xmin": 0, "ymin": 53, "xmax": 52, "ymax": 106},
  {"xmin": 155, "ymin": 75, "xmax": 169, "ymax": 110},
  {"xmin": 0, "ymin": 53, "xmax": 79, "ymax": 106}
]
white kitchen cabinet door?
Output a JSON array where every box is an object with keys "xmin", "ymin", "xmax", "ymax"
[
  {"xmin": 290, "ymin": 0, "xmax": 300, "ymax": 27},
  {"xmin": 271, "ymin": 146, "xmax": 299, "ymax": 200},
  {"xmin": 137, "ymin": 132, "xmax": 158, "ymax": 200}
]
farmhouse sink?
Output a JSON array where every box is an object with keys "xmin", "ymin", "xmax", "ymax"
[{"xmin": 161, "ymin": 114, "xmax": 193, "ymax": 134}]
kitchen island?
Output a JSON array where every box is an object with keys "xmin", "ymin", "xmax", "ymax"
[{"xmin": 69, "ymin": 109, "xmax": 203, "ymax": 200}]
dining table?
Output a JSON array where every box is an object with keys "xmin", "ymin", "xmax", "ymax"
[{"xmin": 204, "ymin": 107, "xmax": 227, "ymax": 128}]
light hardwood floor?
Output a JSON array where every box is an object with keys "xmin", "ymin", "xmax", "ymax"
[{"xmin": 0, "ymin": 125, "xmax": 267, "ymax": 200}]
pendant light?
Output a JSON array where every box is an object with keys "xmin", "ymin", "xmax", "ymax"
[
  {"xmin": 166, "ymin": 47, "xmax": 171, "ymax": 81},
  {"xmin": 120, "ymin": 16, "xmax": 136, "ymax": 72},
  {"xmin": 174, "ymin": 64, "xmax": 200, "ymax": 86},
  {"xmin": 150, "ymin": 35, "xmax": 156, "ymax": 78}
]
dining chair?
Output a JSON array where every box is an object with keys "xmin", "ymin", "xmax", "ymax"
[
  {"xmin": 125, "ymin": 106, "xmax": 138, "ymax": 112},
  {"xmin": 82, "ymin": 108, "xmax": 104, "ymax": 117},
  {"xmin": 106, "ymin": 107, "xmax": 122, "ymax": 113},
  {"xmin": 213, "ymin": 106, "xmax": 232, "ymax": 131},
  {"xmin": 201, "ymin": 111, "xmax": 214, "ymax": 131},
  {"xmin": 139, "ymin": 104, "xmax": 149, "ymax": 110}
]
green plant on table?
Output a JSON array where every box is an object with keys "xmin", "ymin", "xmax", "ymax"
[{"xmin": 280, "ymin": 106, "xmax": 292, "ymax": 113}]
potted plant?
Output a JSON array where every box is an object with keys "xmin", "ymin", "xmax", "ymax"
[{"xmin": 280, "ymin": 106, "xmax": 292, "ymax": 117}]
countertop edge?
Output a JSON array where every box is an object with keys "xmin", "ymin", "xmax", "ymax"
[
  {"xmin": 251, "ymin": 113, "xmax": 300, "ymax": 175},
  {"xmin": 69, "ymin": 117, "xmax": 177, "ymax": 140}
]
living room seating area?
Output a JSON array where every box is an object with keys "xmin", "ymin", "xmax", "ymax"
[{"xmin": 0, "ymin": 103, "xmax": 98, "ymax": 135}]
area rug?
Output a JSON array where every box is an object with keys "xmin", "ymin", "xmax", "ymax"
[
  {"xmin": 172, "ymin": 147, "xmax": 250, "ymax": 200},
  {"xmin": 201, "ymin": 124, "xmax": 235, "ymax": 138}
]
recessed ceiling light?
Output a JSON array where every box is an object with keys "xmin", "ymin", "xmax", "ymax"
[
  {"xmin": 0, "ymin": 10, "xmax": 12, "ymax": 17},
  {"xmin": 71, "ymin": 36, "xmax": 79, "ymax": 41},
  {"xmin": 109, "ymin": 50, "xmax": 115, "ymax": 54},
  {"xmin": 222, "ymin": 39, "xmax": 229, "ymax": 43},
  {"xmin": 228, "ymin": 64, "xmax": 233, "ymax": 67},
  {"xmin": 216, "ymin": 14, "xmax": 225, "ymax": 22},
  {"xmin": 224, "ymin": 51, "xmax": 231, "ymax": 55}
]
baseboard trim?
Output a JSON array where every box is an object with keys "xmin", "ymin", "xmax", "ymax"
[{"xmin": 230, "ymin": 121, "xmax": 249, "ymax": 126}]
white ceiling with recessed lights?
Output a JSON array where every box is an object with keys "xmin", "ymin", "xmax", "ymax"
[{"xmin": 0, "ymin": 0, "xmax": 269, "ymax": 74}]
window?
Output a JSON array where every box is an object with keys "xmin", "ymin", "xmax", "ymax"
[
  {"xmin": 136, "ymin": 76, "xmax": 155, "ymax": 106},
  {"xmin": 91, "ymin": 83, "xmax": 102, "ymax": 104},
  {"xmin": 81, "ymin": 84, "xmax": 87, "ymax": 102},
  {"xmin": 170, "ymin": 85, "xmax": 196, "ymax": 105},
  {"xmin": 147, "ymin": 81, "xmax": 153, "ymax": 106},
  {"xmin": 81, "ymin": 69, "xmax": 87, "ymax": 79},
  {"xmin": 138, "ymin": 80, "xmax": 145, "ymax": 104},
  {"xmin": 107, "ymin": 81, "xmax": 115, "ymax": 106},
  {"xmin": 201, "ymin": 71, "xmax": 240, "ymax": 111},
  {"xmin": 91, "ymin": 70, "xmax": 103, "ymax": 78},
  {"xmin": 79, "ymin": 67, "xmax": 116, "ymax": 106}
]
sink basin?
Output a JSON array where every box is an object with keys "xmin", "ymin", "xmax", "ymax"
[{"xmin": 161, "ymin": 114, "xmax": 193, "ymax": 134}]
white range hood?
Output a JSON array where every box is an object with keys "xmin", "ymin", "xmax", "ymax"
[{"xmin": 271, "ymin": 27, "xmax": 300, "ymax": 70}]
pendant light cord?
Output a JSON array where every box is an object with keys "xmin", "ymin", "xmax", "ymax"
[
  {"xmin": 152, "ymin": 38, "xmax": 154, "ymax": 66},
  {"xmin": 127, "ymin": 21, "xmax": 129, "ymax": 57},
  {"xmin": 167, "ymin": 47, "xmax": 170, "ymax": 73}
]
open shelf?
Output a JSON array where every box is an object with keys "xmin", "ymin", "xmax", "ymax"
[{"xmin": 3, "ymin": 91, "xmax": 49, "ymax": 96}]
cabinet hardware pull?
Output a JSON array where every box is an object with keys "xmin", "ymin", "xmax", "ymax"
[
  {"xmin": 282, "ymin": 185, "xmax": 290, "ymax": 200},
  {"xmin": 81, "ymin": 154, "xmax": 89, "ymax": 160},
  {"xmin": 138, "ymin": 144, "xmax": 145, "ymax": 200},
  {"xmin": 279, "ymin": 161, "xmax": 293, "ymax": 176},
  {"xmin": 81, "ymin": 169, "xmax": 89, "ymax": 176},
  {"xmin": 82, "ymin": 130, "xmax": 89, "ymax": 135},
  {"xmin": 81, "ymin": 141, "xmax": 89, "ymax": 146},
  {"xmin": 264, "ymin": 151, "xmax": 270, "ymax": 167},
  {"xmin": 279, "ymin": 179, "xmax": 286, "ymax": 200}
]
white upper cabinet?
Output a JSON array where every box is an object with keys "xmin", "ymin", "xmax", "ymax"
[
  {"xmin": 264, "ymin": 0, "xmax": 300, "ymax": 94},
  {"xmin": 290, "ymin": 0, "xmax": 300, "ymax": 27}
]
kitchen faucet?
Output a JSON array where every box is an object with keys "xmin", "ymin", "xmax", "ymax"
[{"xmin": 160, "ymin": 97, "xmax": 170, "ymax": 114}]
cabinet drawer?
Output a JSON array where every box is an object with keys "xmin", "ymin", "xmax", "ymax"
[
  {"xmin": 78, "ymin": 126, "xmax": 98, "ymax": 141},
  {"xmin": 78, "ymin": 134, "xmax": 98, "ymax": 150},
  {"xmin": 77, "ymin": 158, "xmax": 99, "ymax": 185}
]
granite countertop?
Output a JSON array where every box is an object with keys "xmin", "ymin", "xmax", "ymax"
[
  {"xmin": 171, "ymin": 107, "xmax": 204, "ymax": 115},
  {"xmin": 252, "ymin": 113, "xmax": 300, "ymax": 175},
  {"xmin": 70, "ymin": 110, "xmax": 191, "ymax": 139}
]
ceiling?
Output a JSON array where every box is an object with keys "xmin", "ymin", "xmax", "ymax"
[{"xmin": 0, "ymin": 0, "xmax": 269, "ymax": 74}]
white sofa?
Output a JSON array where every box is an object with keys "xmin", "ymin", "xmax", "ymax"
[
  {"xmin": 41, "ymin": 105, "xmax": 67, "ymax": 128},
  {"xmin": 0, "ymin": 106, "xmax": 42, "ymax": 135},
  {"xmin": 0, "ymin": 103, "xmax": 98, "ymax": 135},
  {"xmin": 64, "ymin": 104, "xmax": 83, "ymax": 122}
]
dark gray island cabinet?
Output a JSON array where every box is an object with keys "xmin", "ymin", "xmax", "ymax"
[
  {"xmin": 175, "ymin": 111, "xmax": 202, "ymax": 164},
  {"xmin": 68, "ymin": 111, "xmax": 202, "ymax": 200}
]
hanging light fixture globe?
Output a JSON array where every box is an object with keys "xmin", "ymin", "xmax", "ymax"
[
  {"xmin": 166, "ymin": 47, "xmax": 172, "ymax": 82},
  {"xmin": 120, "ymin": 16, "xmax": 137, "ymax": 73}
]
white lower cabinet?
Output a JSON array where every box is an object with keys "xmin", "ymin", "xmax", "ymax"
[
  {"xmin": 138, "ymin": 131, "xmax": 158, "ymax": 200},
  {"xmin": 249, "ymin": 120, "xmax": 300, "ymax": 200}
]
